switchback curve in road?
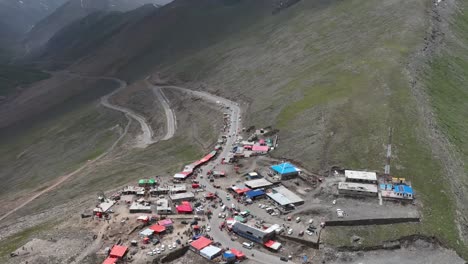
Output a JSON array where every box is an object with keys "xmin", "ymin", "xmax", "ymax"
[{"xmin": 146, "ymin": 80, "xmax": 177, "ymax": 141}]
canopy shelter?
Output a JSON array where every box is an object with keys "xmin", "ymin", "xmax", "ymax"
[
  {"xmin": 230, "ymin": 248, "xmax": 245, "ymax": 259},
  {"xmin": 102, "ymin": 257, "xmax": 118, "ymax": 264},
  {"xmin": 264, "ymin": 240, "xmax": 282, "ymax": 251},
  {"xmin": 190, "ymin": 236, "xmax": 212, "ymax": 251},
  {"xmin": 109, "ymin": 245, "xmax": 128, "ymax": 258},
  {"xmin": 149, "ymin": 224, "xmax": 166, "ymax": 233}
]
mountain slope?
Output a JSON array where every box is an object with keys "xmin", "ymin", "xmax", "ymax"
[
  {"xmin": 8, "ymin": 0, "xmax": 468, "ymax": 258},
  {"xmin": 39, "ymin": 0, "xmax": 468, "ymax": 256},
  {"xmin": 23, "ymin": 0, "xmax": 170, "ymax": 55},
  {"xmin": 0, "ymin": 0, "xmax": 67, "ymax": 57},
  {"xmin": 0, "ymin": 0, "xmax": 67, "ymax": 35}
]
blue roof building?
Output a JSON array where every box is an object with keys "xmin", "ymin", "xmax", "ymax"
[
  {"xmin": 270, "ymin": 163, "xmax": 301, "ymax": 180},
  {"xmin": 245, "ymin": 189, "xmax": 265, "ymax": 199}
]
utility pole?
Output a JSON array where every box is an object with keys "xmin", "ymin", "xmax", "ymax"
[{"xmin": 384, "ymin": 127, "xmax": 393, "ymax": 179}]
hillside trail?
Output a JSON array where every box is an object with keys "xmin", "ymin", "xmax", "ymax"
[{"xmin": 0, "ymin": 111, "xmax": 132, "ymax": 223}]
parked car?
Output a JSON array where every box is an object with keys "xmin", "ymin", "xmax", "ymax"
[
  {"xmin": 280, "ymin": 256, "xmax": 288, "ymax": 262},
  {"xmin": 287, "ymin": 229, "xmax": 293, "ymax": 235},
  {"xmin": 242, "ymin": 242, "xmax": 253, "ymax": 249},
  {"xmin": 336, "ymin": 209, "xmax": 344, "ymax": 218},
  {"xmin": 306, "ymin": 230, "xmax": 314, "ymax": 236}
]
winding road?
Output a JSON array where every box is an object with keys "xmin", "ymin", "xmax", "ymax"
[
  {"xmin": 146, "ymin": 80, "xmax": 177, "ymax": 141},
  {"xmin": 98, "ymin": 77, "xmax": 156, "ymax": 148}
]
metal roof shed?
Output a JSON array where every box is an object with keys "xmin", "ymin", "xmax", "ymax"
[
  {"xmin": 200, "ymin": 245, "xmax": 222, "ymax": 260},
  {"xmin": 244, "ymin": 178, "xmax": 273, "ymax": 189},
  {"xmin": 344, "ymin": 170, "xmax": 377, "ymax": 183},
  {"xmin": 139, "ymin": 228, "xmax": 154, "ymax": 237}
]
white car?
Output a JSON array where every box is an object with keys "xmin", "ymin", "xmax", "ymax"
[
  {"xmin": 161, "ymin": 245, "xmax": 165, "ymax": 251},
  {"xmin": 308, "ymin": 219, "xmax": 314, "ymax": 224},
  {"xmin": 168, "ymin": 245, "xmax": 173, "ymax": 250},
  {"xmin": 258, "ymin": 203, "xmax": 263, "ymax": 208},
  {"xmin": 147, "ymin": 251, "xmax": 154, "ymax": 256},
  {"xmin": 156, "ymin": 249, "xmax": 161, "ymax": 254},
  {"xmin": 306, "ymin": 230, "xmax": 314, "ymax": 236},
  {"xmin": 172, "ymin": 242, "xmax": 177, "ymax": 248},
  {"xmin": 206, "ymin": 225, "xmax": 211, "ymax": 231},
  {"xmin": 336, "ymin": 209, "xmax": 344, "ymax": 218},
  {"xmin": 287, "ymin": 229, "xmax": 293, "ymax": 235}
]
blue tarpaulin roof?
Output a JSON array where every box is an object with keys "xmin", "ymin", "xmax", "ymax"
[
  {"xmin": 395, "ymin": 185, "xmax": 414, "ymax": 195},
  {"xmin": 246, "ymin": 189, "xmax": 265, "ymax": 198},
  {"xmin": 270, "ymin": 163, "xmax": 299, "ymax": 175},
  {"xmin": 223, "ymin": 251, "xmax": 236, "ymax": 259}
]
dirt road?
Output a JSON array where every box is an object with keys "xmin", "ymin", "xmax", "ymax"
[
  {"xmin": 0, "ymin": 112, "xmax": 131, "ymax": 223},
  {"xmin": 100, "ymin": 78, "xmax": 155, "ymax": 148},
  {"xmin": 146, "ymin": 81, "xmax": 177, "ymax": 141}
]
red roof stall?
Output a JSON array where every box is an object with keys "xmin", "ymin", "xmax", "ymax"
[
  {"xmin": 173, "ymin": 171, "xmax": 192, "ymax": 179},
  {"xmin": 176, "ymin": 201, "xmax": 193, "ymax": 214},
  {"xmin": 198, "ymin": 151, "xmax": 217, "ymax": 165},
  {"xmin": 158, "ymin": 219, "xmax": 173, "ymax": 227},
  {"xmin": 264, "ymin": 240, "xmax": 282, "ymax": 251},
  {"xmin": 231, "ymin": 185, "xmax": 251, "ymax": 195},
  {"xmin": 109, "ymin": 245, "xmax": 128, "ymax": 259},
  {"xmin": 149, "ymin": 224, "xmax": 166, "ymax": 233},
  {"xmin": 230, "ymin": 248, "xmax": 246, "ymax": 260},
  {"xmin": 102, "ymin": 257, "xmax": 118, "ymax": 264},
  {"xmin": 252, "ymin": 145, "xmax": 269, "ymax": 153},
  {"xmin": 190, "ymin": 236, "xmax": 212, "ymax": 251},
  {"xmin": 258, "ymin": 139, "xmax": 266, "ymax": 145}
]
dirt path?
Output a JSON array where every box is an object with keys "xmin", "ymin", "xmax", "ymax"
[
  {"xmin": 0, "ymin": 114, "xmax": 131, "ymax": 223},
  {"xmin": 146, "ymin": 80, "xmax": 177, "ymax": 141},
  {"xmin": 0, "ymin": 77, "xmax": 134, "ymax": 223}
]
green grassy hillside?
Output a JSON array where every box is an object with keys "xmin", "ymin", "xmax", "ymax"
[
  {"xmin": 425, "ymin": 1, "xmax": 468, "ymax": 251},
  {"xmin": 0, "ymin": 79, "xmax": 124, "ymax": 209}
]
